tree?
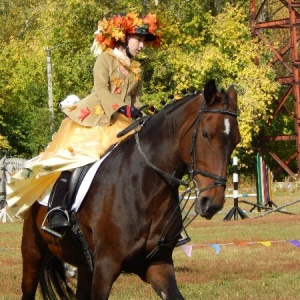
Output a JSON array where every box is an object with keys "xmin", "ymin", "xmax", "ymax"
[
  {"xmin": 0, "ymin": 1, "xmax": 281, "ymax": 176},
  {"xmin": 143, "ymin": 4, "xmax": 279, "ymax": 160}
]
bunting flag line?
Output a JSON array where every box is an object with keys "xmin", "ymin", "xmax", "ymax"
[
  {"xmin": 1, "ymin": 240, "xmax": 300, "ymax": 258},
  {"xmin": 180, "ymin": 239, "xmax": 300, "ymax": 257}
]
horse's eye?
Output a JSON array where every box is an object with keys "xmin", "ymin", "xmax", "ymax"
[{"xmin": 202, "ymin": 130, "xmax": 209, "ymax": 140}]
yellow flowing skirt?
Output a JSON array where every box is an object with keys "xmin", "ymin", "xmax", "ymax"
[{"xmin": 7, "ymin": 115, "xmax": 133, "ymax": 219}]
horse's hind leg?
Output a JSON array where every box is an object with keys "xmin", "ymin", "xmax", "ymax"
[
  {"xmin": 21, "ymin": 210, "xmax": 50, "ymax": 299},
  {"xmin": 140, "ymin": 263, "xmax": 184, "ymax": 300}
]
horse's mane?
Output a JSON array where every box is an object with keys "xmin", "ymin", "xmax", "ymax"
[
  {"xmin": 134, "ymin": 92, "xmax": 202, "ymax": 138},
  {"xmin": 146, "ymin": 91, "xmax": 202, "ymax": 125},
  {"xmin": 162, "ymin": 92, "xmax": 202, "ymax": 116}
]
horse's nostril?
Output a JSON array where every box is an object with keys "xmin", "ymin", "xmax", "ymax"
[
  {"xmin": 200, "ymin": 196, "xmax": 210, "ymax": 213},
  {"xmin": 195, "ymin": 196, "xmax": 210, "ymax": 214},
  {"xmin": 195, "ymin": 195, "xmax": 224, "ymax": 219}
]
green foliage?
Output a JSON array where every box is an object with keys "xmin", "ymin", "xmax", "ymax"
[{"xmin": 0, "ymin": 0, "xmax": 285, "ymax": 175}]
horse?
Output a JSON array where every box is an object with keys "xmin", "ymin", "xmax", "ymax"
[
  {"xmin": 21, "ymin": 79, "xmax": 240, "ymax": 300},
  {"xmin": 0, "ymin": 156, "xmax": 25, "ymax": 210}
]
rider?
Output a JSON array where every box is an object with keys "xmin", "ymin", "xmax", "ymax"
[{"xmin": 6, "ymin": 12, "xmax": 161, "ymax": 232}]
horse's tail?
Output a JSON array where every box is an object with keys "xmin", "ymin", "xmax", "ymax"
[{"xmin": 39, "ymin": 256, "xmax": 75, "ymax": 300}]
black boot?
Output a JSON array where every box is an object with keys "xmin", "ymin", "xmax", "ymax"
[
  {"xmin": 48, "ymin": 209, "xmax": 71, "ymax": 230},
  {"xmin": 47, "ymin": 171, "xmax": 72, "ymax": 230}
]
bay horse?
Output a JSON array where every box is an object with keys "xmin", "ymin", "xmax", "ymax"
[{"xmin": 21, "ymin": 79, "xmax": 240, "ymax": 300}]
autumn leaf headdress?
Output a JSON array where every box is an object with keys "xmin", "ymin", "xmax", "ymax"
[{"xmin": 95, "ymin": 12, "xmax": 161, "ymax": 51}]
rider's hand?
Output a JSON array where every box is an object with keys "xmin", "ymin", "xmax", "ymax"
[{"xmin": 118, "ymin": 106, "xmax": 143, "ymax": 119}]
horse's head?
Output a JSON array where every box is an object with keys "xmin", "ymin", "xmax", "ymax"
[{"xmin": 180, "ymin": 80, "xmax": 240, "ymax": 219}]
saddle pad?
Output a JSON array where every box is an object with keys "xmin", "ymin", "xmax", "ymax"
[
  {"xmin": 70, "ymin": 151, "xmax": 111, "ymax": 212},
  {"xmin": 38, "ymin": 150, "xmax": 112, "ymax": 212}
]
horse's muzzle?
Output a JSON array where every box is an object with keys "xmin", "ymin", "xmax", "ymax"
[{"xmin": 195, "ymin": 195, "xmax": 224, "ymax": 220}]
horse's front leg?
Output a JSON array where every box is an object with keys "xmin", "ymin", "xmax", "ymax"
[
  {"xmin": 76, "ymin": 267, "xmax": 93, "ymax": 299},
  {"xmin": 90, "ymin": 258, "xmax": 121, "ymax": 300},
  {"xmin": 142, "ymin": 263, "xmax": 184, "ymax": 300}
]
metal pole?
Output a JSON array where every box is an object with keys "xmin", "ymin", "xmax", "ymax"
[{"xmin": 45, "ymin": 47, "xmax": 54, "ymax": 133}]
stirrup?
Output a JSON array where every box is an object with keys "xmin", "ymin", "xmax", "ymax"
[
  {"xmin": 176, "ymin": 237, "xmax": 191, "ymax": 247},
  {"xmin": 176, "ymin": 227, "xmax": 191, "ymax": 247},
  {"xmin": 41, "ymin": 207, "xmax": 70, "ymax": 239}
]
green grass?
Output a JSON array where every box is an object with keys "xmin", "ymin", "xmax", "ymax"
[{"xmin": 1, "ymin": 189, "xmax": 300, "ymax": 299}]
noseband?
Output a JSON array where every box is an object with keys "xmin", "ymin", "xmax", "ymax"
[{"xmin": 188, "ymin": 103, "xmax": 238, "ymax": 193}]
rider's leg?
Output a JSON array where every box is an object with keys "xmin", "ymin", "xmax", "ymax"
[{"xmin": 48, "ymin": 170, "xmax": 72, "ymax": 230}]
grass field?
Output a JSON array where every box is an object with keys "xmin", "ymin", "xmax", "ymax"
[{"xmin": 0, "ymin": 189, "xmax": 300, "ymax": 299}]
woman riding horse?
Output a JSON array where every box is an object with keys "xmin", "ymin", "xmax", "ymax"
[
  {"xmin": 6, "ymin": 12, "xmax": 161, "ymax": 233},
  {"xmin": 21, "ymin": 79, "xmax": 240, "ymax": 299}
]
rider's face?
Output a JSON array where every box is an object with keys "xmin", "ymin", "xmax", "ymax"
[{"xmin": 126, "ymin": 34, "xmax": 145, "ymax": 57}]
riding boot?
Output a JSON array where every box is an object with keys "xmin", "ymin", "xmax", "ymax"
[
  {"xmin": 48, "ymin": 209, "xmax": 71, "ymax": 230},
  {"xmin": 48, "ymin": 171, "xmax": 72, "ymax": 230}
]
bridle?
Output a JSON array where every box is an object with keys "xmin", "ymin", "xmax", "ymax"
[
  {"xmin": 135, "ymin": 101, "xmax": 237, "ymax": 192},
  {"xmin": 188, "ymin": 102, "xmax": 238, "ymax": 193}
]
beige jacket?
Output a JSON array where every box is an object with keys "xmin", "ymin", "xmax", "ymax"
[{"xmin": 63, "ymin": 48, "xmax": 143, "ymax": 127}]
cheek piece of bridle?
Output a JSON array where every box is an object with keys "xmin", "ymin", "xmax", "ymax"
[
  {"xmin": 189, "ymin": 104, "xmax": 238, "ymax": 189},
  {"xmin": 133, "ymin": 102, "xmax": 237, "ymax": 261}
]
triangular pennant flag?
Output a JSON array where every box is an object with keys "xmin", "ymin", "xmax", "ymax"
[
  {"xmin": 181, "ymin": 244, "xmax": 193, "ymax": 257},
  {"xmin": 211, "ymin": 244, "xmax": 221, "ymax": 254},
  {"xmin": 260, "ymin": 241, "xmax": 272, "ymax": 247},
  {"xmin": 289, "ymin": 240, "xmax": 300, "ymax": 247},
  {"xmin": 236, "ymin": 241, "xmax": 247, "ymax": 246}
]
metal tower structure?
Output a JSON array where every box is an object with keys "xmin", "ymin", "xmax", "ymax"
[{"xmin": 250, "ymin": 0, "xmax": 300, "ymax": 178}]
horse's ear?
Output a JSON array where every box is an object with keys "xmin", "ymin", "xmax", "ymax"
[
  {"xmin": 228, "ymin": 85, "xmax": 238, "ymax": 110},
  {"xmin": 203, "ymin": 79, "xmax": 217, "ymax": 105}
]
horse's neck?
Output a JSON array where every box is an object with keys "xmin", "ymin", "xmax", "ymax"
[{"xmin": 139, "ymin": 104, "xmax": 193, "ymax": 173}]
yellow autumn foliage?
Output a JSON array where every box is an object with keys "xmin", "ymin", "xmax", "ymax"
[{"xmin": 145, "ymin": 3, "xmax": 280, "ymax": 154}]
